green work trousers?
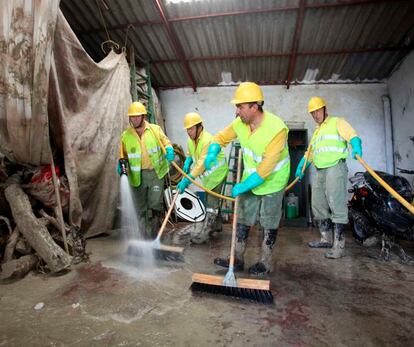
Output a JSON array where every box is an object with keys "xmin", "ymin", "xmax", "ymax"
[
  {"xmin": 312, "ymin": 160, "xmax": 349, "ymax": 224},
  {"xmin": 205, "ymin": 181, "xmax": 224, "ymax": 212},
  {"xmin": 131, "ymin": 169, "xmax": 164, "ymax": 236},
  {"xmin": 237, "ymin": 189, "xmax": 284, "ymax": 229}
]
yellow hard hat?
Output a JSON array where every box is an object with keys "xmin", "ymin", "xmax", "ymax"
[
  {"xmin": 308, "ymin": 97, "xmax": 326, "ymax": 113},
  {"xmin": 127, "ymin": 102, "xmax": 147, "ymax": 116},
  {"xmin": 184, "ymin": 112, "xmax": 203, "ymax": 129},
  {"xmin": 231, "ymin": 82, "xmax": 264, "ymax": 104}
]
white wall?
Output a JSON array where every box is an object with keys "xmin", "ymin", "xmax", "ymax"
[
  {"xmin": 388, "ymin": 51, "xmax": 414, "ymax": 180},
  {"xmin": 161, "ymin": 83, "xmax": 388, "ymax": 184}
]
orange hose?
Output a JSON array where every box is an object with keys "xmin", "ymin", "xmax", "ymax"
[{"xmin": 148, "ymin": 125, "xmax": 235, "ymax": 202}]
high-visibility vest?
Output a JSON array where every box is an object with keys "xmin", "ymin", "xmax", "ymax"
[
  {"xmin": 310, "ymin": 116, "xmax": 348, "ymax": 169},
  {"xmin": 187, "ymin": 130, "xmax": 228, "ymax": 190},
  {"xmin": 121, "ymin": 124, "xmax": 168, "ymax": 187},
  {"xmin": 232, "ymin": 111, "xmax": 290, "ymax": 195}
]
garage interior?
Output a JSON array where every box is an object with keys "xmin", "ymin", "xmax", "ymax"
[{"xmin": 1, "ymin": 0, "xmax": 414, "ymax": 346}]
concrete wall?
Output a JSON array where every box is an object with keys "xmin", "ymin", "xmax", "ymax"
[
  {"xmin": 388, "ymin": 51, "xmax": 414, "ymax": 180},
  {"xmin": 160, "ymin": 83, "xmax": 388, "ymax": 186}
]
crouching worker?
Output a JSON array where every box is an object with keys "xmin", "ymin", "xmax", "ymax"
[
  {"xmin": 119, "ymin": 102, "xmax": 175, "ymax": 238},
  {"xmin": 176, "ymin": 112, "xmax": 228, "ymax": 243},
  {"xmin": 205, "ymin": 82, "xmax": 290, "ymax": 275}
]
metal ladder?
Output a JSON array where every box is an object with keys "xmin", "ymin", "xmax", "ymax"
[
  {"xmin": 129, "ymin": 49, "xmax": 156, "ymax": 124},
  {"xmin": 220, "ymin": 141, "xmax": 241, "ymax": 216}
]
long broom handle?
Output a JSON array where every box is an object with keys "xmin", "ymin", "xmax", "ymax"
[
  {"xmin": 229, "ymin": 148, "xmax": 243, "ymax": 269},
  {"xmin": 356, "ymin": 155, "xmax": 414, "ymax": 215},
  {"xmin": 285, "ymin": 144, "xmax": 312, "ymax": 192},
  {"xmin": 50, "ymin": 154, "xmax": 69, "ymax": 254},
  {"xmin": 156, "ymin": 190, "xmax": 180, "ymax": 241},
  {"xmin": 147, "ymin": 125, "xmax": 235, "ymax": 202}
]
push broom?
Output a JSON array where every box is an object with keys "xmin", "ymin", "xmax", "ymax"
[
  {"xmin": 190, "ymin": 149, "xmax": 274, "ymax": 304},
  {"xmin": 127, "ymin": 189, "xmax": 184, "ymax": 261}
]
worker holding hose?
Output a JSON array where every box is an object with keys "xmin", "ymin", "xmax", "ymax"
[
  {"xmin": 204, "ymin": 82, "xmax": 290, "ymax": 276},
  {"xmin": 176, "ymin": 112, "xmax": 229, "ymax": 244},
  {"xmin": 118, "ymin": 102, "xmax": 175, "ymax": 238},
  {"xmin": 295, "ymin": 96, "xmax": 362, "ymax": 259}
]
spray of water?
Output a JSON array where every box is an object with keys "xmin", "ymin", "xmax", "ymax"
[{"xmin": 119, "ymin": 175, "xmax": 155, "ymax": 267}]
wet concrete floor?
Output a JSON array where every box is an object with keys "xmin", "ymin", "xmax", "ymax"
[{"xmin": 1, "ymin": 225, "xmax": 413, "ymax": 346}]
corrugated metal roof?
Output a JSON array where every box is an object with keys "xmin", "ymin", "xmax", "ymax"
[{"xmin": 60, "ymin": 0, "xmax": 414, "ymax": 89}]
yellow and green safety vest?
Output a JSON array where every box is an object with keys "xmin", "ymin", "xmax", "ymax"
[
  {"xmin": 121, "ymin": 125, "xmax": 169, "ymax": 187},
  {"xmin": 232, "ymin": 111, "xmax": 290, "ymax": 195},
  {"xmin": 188, "ymin": 130, "xmax": 228, "ymax": 190},
  {"xmin": 310, "ymin": 116, "xmax": 348, "ymax": 169}
]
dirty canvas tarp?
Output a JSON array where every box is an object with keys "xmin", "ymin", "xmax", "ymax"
[
  {"xmin": 0, "ymin": 1, "xmax": 58, "ymax": 164},
  {"xmin": 49, "ymin": 11, "xmax": 130, "ymax": 237},
  {"xmin": 0, "ymin": 1, "xmax": 131, "ymax": 237}
]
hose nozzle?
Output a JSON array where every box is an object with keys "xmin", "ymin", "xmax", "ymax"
[{"xmin": 119, "ymin": 158, "xmax": 128, "ymax": 176}]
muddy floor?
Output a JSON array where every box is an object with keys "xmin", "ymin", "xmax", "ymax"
[{"xmin": 1, "ymin": 224, "xmax": 413, "ymax": 346}]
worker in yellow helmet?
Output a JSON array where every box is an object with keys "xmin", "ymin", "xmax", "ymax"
[
  {"xmin": 295, "ymin": 97, "xmax": 363, "ymax": 259},
  {"xmin": 204, "ymin": 82, "xmax": 290, "ymax": 276},
  {"xmin": 119, "ymin": 101, "xmax": 175, "ymax": 238},
  {"xmin": 176, "ymin": 112, "xmax": 229, "ymax": 244}
]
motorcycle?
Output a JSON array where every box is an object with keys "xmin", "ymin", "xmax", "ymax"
[{"xmin": 348, "ymin": 169, "xmax": 414, "ymax": 263}]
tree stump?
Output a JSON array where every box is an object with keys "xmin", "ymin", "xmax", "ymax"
[{"xmin": 4, "ymin": 184, "xmax": 72, "ymax": 273}]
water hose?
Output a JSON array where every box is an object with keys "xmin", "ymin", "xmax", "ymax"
[
  {"xmin": 148, "ymin": 125, "xmax": 235, "ymax": 202},
  {"xmin": 356, "ymin": 155, "xmax": 414, "ymax": 215},
  {"xmin": 285, "ymin": 144, "xmax": 312, "ymax": 192}
]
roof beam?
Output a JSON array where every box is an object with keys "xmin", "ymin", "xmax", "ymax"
[
  {"xmin": 153, "ymin": 0, "xmax": 196, "ymax": 91},
  {"xmin": 151, "ymin": 45, "xmax": 412, "ymax": 64},
  {"xmin": 76, "ymin": 0, "xmax": 403, "ymax": 35},
  {"xmin": 286, "ymin": 0, "xmax": 306, "ymax": 89}
]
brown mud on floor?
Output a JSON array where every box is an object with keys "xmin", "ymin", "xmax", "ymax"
[{"xmin": 1, "ymin": 226, "xmax": 414, "ymax": 346}]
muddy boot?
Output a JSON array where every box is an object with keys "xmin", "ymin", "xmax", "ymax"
[
  {"xmin": 191, "ymin": 211, "xmax": 219, "ymax": 244},
  {"xmin": 206, "ymin": 208, "xmax": 223, "ymax": 233},
  {"xmin": 148, "ymin": 209, "xmax": 162, "ymax": 239},
  {"xmin": 308, "ymin": 219, "xmax": 333, "ymax": 248},
  {"xmin": 212, "ymin": 214, "xmax": 223, "ymax": 233},
  {"xmin": 214, "ymin": 223, "xmax": 249, "ymax": 271},
  {"xmin": 171, "ymin": 224, "xmax": 193, "ymax": 244},
  {"xmin": 249, "ymin": 228, "xmax": 278, "ymax": 275},
  {"xmin": 325, "ymin": 223, "xmax": 346, "ymax": 259}
]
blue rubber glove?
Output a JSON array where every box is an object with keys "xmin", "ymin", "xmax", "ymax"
[
  {"xmin": 177, "ymin": 174, "xmax": 194, "ymax": 193},
  {"xmin": 349, "ymin": 137, "xmax": 362, "ymax": 159},
  {"xmin": 165, "ymin": 146, "xmax": 175, "ymax": 162},
  {"xmin": 204, "ymin": 143, "xmax": 221, "ymax": 170},
  {"xmin": 232, "ymin": 172, "xmax": 265, "ymax": 197},
  {"xmin": 183, "ymin": 156, "xmax": 193, "ymax": 174},
  {"xmin": 295, "ymin": 157, "xmax": 311, "ymax": 181}
]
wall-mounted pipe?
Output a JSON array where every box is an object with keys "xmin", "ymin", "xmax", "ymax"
[{"xmin": 382, "ymin": 95, "xmax": 394, "ymax": 174}]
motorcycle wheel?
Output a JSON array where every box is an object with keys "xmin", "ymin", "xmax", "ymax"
[{"xmin": 349, "ymin": 208, "xmax": 377, "ymax": 244}]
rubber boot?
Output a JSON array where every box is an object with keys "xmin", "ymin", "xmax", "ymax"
[
  {"xmin": 214, "ymin": 223, "xmax": 249, "ymax": 271},
  {"xmin": 148, "ymin": 209, "xmax": 162, "ymax": 239},
  {"xmin": 325, "ymin": 223, "xmax": 346, "ymax": 259},
  {"xmin": 190, "ymin": 211, "xmax": 218, "ymax": 244},
  {"xmin": 249, "ymin": 228, "xmax": 278, "ymax": 275},
  {"xmin": 211, "ymin": 214, "xmax": 223, "ymax": 233},
  {"xmin": 308, "ymin": 219, "xmax": 333, "ymax": 248},
  {"xmin": 205, "ymin": 208, "xmax": 222, "ymax": 233}
]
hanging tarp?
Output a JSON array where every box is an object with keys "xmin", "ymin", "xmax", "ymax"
[
  {"xmin": 0, "ymin": 1, "xmax": 131, "ymax": 237},
  {"xmin": 0, "ymin": 0, "xmax": 59, "ymax": 164}
]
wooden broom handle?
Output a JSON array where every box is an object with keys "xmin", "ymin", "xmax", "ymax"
[
  {"xmin": 50, "ymin": 154, "xmax": 69, "ymax": 254},
  {"xmin": 147, "ymin": 125, "xmax": 235, "ymax": 202},
  {"xmin": 285, "ymin": 144, "xmax": 312, "ymax": 192},
  {"xmin": 229, "ymin": 148, "xmax": 243, "ymax": 269},
  {"xmin": 156, "ymin": 190, "xmax": 180, "ymax": 240}
]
